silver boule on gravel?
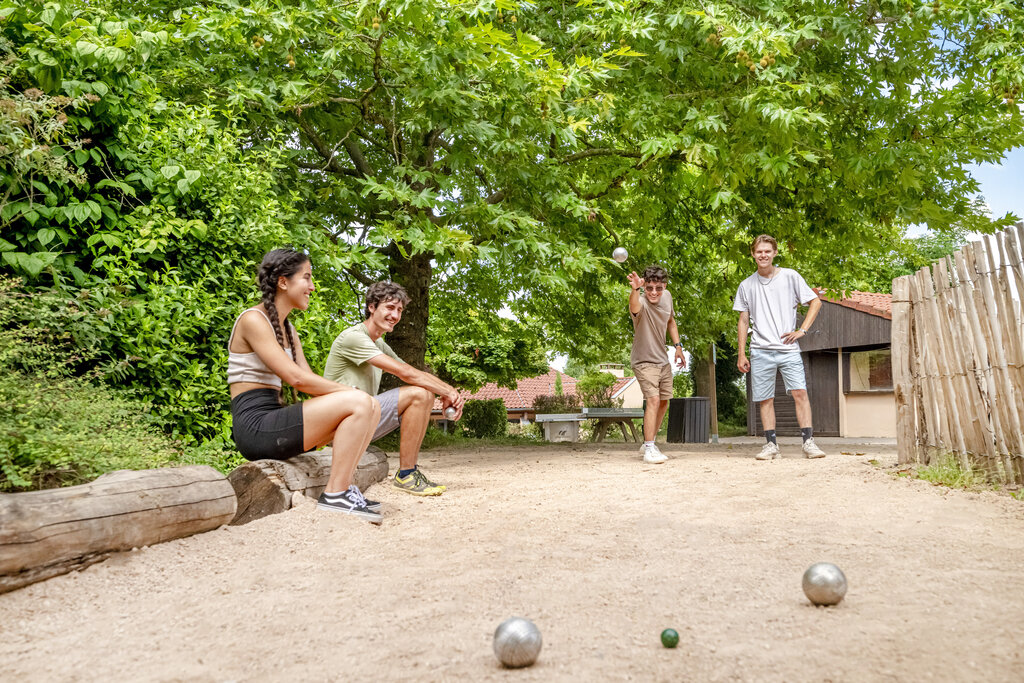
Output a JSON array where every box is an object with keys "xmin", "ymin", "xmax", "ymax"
[
  {"xmin": 802, "ymin": 562, "xmax": 848, "ymax": 606},
  {"xmin": 612, "ymin": 246, "xmax": 628, "ymax": 263},
  {"xmin": 493, "ymin": 617, "xmax": 542, "ymax": 668},
  {"xmin": 444, "ymin": 406, "xmax": 457, "ymax": 420}
]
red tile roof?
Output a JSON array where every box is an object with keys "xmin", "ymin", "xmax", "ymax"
[
  {"xmin": 814, "ymin": 289, "xmax": 892, "ymax": 320},
  {"xmin": 610, "ymin": 377, "xmax": 635, "ymax": 397},
  {"xmin": 433, "ymin": 367, "xmax": 578, "ymax": 412}
]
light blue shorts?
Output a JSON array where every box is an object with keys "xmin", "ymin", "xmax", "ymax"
[{"xmin": 750, "ymin": 348, "xmax": 806, "ymax": 403}]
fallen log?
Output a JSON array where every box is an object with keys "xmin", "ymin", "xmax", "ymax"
[
  {"xmin": 227, "ymin": 445, "xmax": 389, "ymax": 526},
  {"xmin": 0, "ymin": 465, "xmax": 236, "ymax": 594}
]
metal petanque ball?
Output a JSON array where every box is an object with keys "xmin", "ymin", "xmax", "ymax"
[
  {"xmin": 612, "ymin": 246, "xmax": 629, "ymax": 263},
  {"xmin": 493, "ymin": 617, "xmax": 542, "ymax": 668},
  {"xmin": 444, "ymin": 406, "xmax": 457, "ymax": 420},
  {"xmin": 802, "ymin": 562, "xmax": 848, "ymax": 606}
]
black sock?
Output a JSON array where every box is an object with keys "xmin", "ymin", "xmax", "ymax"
[
  {"xmin": 398, "ymin": 468, "xmax": 416, "ymax": 479},
  {"xmin": 801, "ymin": 427, "xmax": 813, "ymax": 442},
  {"xmin": 764, "ymin": 430, "xmax": 777, "ymax": 445}
]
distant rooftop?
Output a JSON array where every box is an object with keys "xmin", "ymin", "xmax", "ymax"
[
  {"xmin": 815, "ymin": 289, "xmax": 892, "ymax": 320},
  {"xmin": 432, "ymin": 368, "xmax": 637, "ymax": 412},
  {"xmin": 433, "ymin": 367, "xmax": 578, "ymax": 412}
]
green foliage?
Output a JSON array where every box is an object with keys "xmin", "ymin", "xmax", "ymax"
[
  {"xmin": 4, "ymin": 0, "xmax": 1024, "ymax": 454},
  {"xmin": 532, "ymin": 394, "xmax": 582, "ymax": 414},
  {"xmin": 0, "ymin": 280, "xmax": 240, "ymax": 491},
  {"xmin": 673, "ymin": 371, "xmax": 693, "ymax": 398},
  {"xmin": 576, "ymin": 371, "xmax": 622, "ymax": 408},
  {"xmin": 915, "ymin": 454, "xmax": 989, "ymax": 490},
  {"xmin": 554, "ymin": 371, "xmax": 564, "ymax": 396},
  {"xmin": 426, "ymin": 289, "xmax": 549, "ymax": 391},
  {"xmin": 716, "ymin": 420, "xmax": 748, "ymax": 438},
  {"xmin": 692, "ymin": 337, "xmax": 747, "ymax": 425},
  {"xmin": 460, "ymin": 398, "xmax": 508, "ymax": 439},
  {"xmin": 843, "ymin": 230, "xmax": 971, "ymax": 293},
  {"xmin": 0, "ymin": 2, "xmax": 353, "ymax": 438}
]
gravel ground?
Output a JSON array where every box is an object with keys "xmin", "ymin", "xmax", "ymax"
[{"xmin": 2, "ymin": 439, "xmax": 1023, "ymax": 682}]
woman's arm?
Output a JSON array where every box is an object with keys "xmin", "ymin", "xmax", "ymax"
[
  {"xmin": 239, "ymin": 312, "xmax": 353, "ymax": 396},
  {"xmin": 291, "ymin": 330, "xmax": 313, "ymax": 373}
]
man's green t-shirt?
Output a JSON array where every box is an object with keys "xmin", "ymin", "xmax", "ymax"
[{"xmin": 323, "ymin": 322, "xmax": 402, "ymax": 395}]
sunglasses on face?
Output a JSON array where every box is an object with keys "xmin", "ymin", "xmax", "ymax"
[{"xmin": 645, "ymin": 285, "xmax": 664, "ymax": 292}]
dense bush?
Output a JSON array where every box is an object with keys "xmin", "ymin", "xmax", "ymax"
[
  {"xmin": 575, "ymin": 371, "xmax": 623, "ymax": 408},
  {"xmin": 673, "ymin": 371, "xmax": 694, "ymax": 398},
  {"xmin": 0, "ymin": 4, "xmax": 364, "ymax": 441},
  {"xmin": 460, "ymin": 399, "xmax": 508, "ymax": 439},
  {"xmin": 0, "ymin": 280, "xmax": 240, "ymax": 491},
  {"xmin": 532, "ymin": 394, "xmax": 581, "ymax": 414}
]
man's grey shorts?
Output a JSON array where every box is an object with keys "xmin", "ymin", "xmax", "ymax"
[
  {"xmin": 371, "ymin": 387, "xmax": 402, "ymax": 441},
  {"xmin": 750, "ymin": 348, "xmax": 806, "ymax": 403}
]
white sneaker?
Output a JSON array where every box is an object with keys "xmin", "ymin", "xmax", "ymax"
[
  {"xmin": 802, "ymin": 438, "xmax": 826, "ymax": 459},
  {"xmin": 642, "ymin": 444, "xmax": 668, "ymax": 464},
  {"xmin": 756, "ymin": 442, "xmax": 780, "ymax": 460}
]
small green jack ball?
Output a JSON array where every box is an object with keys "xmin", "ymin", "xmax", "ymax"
[{"xmin": 660, "ymin": 628, "xmax": 679, "ymax": 648}]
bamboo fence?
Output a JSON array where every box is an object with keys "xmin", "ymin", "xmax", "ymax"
[{"xmin": 891, "ymin": 222, "xmax": 1024, "ymax": 484}]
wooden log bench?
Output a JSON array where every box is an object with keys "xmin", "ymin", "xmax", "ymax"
[
  {"xmin": 583, "ymin": 407, "xmax": 644, "ymax": 443},
  {"xmin": 227, "ymin": 445, "xmax": 389, "ymax": 526},
  {"xmin": 0, "ymin": 446, "xmax": 390, "ymax": 593},
  {"xmin": 0, "ymin": 466, "xmax": 236, "ymax": 594}
]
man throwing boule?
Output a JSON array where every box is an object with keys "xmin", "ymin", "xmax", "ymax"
[{"xmin": 628, "ymin": 265, "xmax": 685, "ymax": 464}]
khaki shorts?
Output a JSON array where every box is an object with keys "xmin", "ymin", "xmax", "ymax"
[{"xmin": 633, "ymin": 362, "xmax": 673, "ymax": 400}]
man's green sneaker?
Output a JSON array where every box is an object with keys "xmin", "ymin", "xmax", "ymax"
[{"xmin": 393, "ymin": 467, "xmax": 446, "ymax": 496}]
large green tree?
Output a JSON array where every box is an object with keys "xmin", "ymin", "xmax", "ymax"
[
  {"xmin": 147, "ymin": 0, "xmax": 1023, "ymax": 363},
  {"xmin": 4, "ymin": 0, "xmax": 1023, "ymax": 442}
]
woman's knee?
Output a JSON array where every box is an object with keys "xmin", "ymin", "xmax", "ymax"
[
  {"xmin": 352, "ymin": 390, "xmax": 378, "ymax": 416},
  {"xmin": 324, "ymin": 389, "xmax": 376, "ymax": 417}
]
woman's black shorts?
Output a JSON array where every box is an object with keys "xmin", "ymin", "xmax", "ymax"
[{"xmin": 231, "ymin": 388, "xmax": 304, "ymax": 461}]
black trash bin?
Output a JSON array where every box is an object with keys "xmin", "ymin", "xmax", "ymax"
[{"xmin": 666, "ymin": 397, "xmax": 710, "ymax": 443}]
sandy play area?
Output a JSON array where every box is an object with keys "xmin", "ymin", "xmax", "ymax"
[{"xmin": 2, "ymin": 438, "xmax": 1023, "ymax": 682}]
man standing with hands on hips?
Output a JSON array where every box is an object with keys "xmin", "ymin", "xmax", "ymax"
[
  {"xmin": 734, "ymin": 235, "xmax": 826, "ymax": 461},
  {"xmin": 628, "ymin": 265, "xmax": 686, "ymax": 465}
]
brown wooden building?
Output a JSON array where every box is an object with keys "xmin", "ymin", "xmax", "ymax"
[{"xmin": 746, "ymin": 291, "xmax": 895, "ymax": 437}]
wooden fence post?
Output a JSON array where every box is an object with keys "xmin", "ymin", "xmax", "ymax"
[
  {"xmin": 891, "ymin": 277, "xmax": 917, "ymax": 465},
  {"xmin": 895, "ymin": 224, "xmax": 1024, "ymax": 485}
]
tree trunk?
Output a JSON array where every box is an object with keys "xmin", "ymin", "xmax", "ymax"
[
  {"xmin": 693, "ymin": 354, "xmax": 712, "ymax": 398},
  {"xmin": 227, "ymin": 446, "xmax": 389, "ymax": 526},
  {"xmin": 381, "ymin": 247, "xmax": 432, "ymax": 390},
  {"xmin": 0, "ymin": 466, "xmax": 236, "ymax": 594}
]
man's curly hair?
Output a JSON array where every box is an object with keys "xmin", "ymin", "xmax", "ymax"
[
  {"xmin": 364, "ymin": 281, "xmax": 411, "ymax": 318},
  {"xmin": 641, "ymin": 265, "xmax": 668, "ymax": 283}
]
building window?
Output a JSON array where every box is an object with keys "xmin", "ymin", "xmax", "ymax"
[{"xmin": 848, "ymin": 349, "xmax": 893, "ymax": 392}]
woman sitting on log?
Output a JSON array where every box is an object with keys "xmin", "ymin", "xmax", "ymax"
[{"xmin": 228, "ymin": 248, "xmax": 383, "ymax": 523}]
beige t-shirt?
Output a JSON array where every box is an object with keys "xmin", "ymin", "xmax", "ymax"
[
  {"xmin": 323, "ymin": 322, "xmax": 402, "ymax": 395},
  {"xmin": 630, "ymin": 290, "xmax": 674, "ymax": 367}
]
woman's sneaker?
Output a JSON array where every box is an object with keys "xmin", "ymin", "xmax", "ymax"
[{"xmin": 317, "ymin": 486, "xmax": 382, "ymax": 523}]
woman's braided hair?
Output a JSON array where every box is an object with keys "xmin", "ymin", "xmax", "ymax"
[{"xmin": 257, "ymin": 248, "xmax": 309, "ymax": 353}]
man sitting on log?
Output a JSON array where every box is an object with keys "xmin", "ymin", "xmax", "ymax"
[{"xmin": 323, "ymin": 282, "xmax": 464, "ymax": 496}]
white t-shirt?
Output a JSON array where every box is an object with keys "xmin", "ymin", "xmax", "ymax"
[{"xmin": 733, "ymin": 268, "xmax": 818, "ymax": 352}]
